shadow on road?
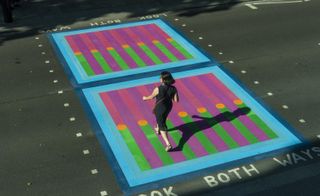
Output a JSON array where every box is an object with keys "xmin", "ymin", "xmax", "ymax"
[{"xmin": 0, "ymin": 0, "xmax": 240, "ymax": 45}]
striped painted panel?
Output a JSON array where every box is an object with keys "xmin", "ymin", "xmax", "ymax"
[
  {"xmin": 64, "ymin": 24, "xmax": 194, "ymax": 77},
  {"xmin": 99, "ymin": 73, "xmax": 278, "ymax": 170}
]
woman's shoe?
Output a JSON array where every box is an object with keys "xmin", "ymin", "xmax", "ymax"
[
  {"xmin": 165, "ymin": 144, "xmax": 172, "ymax": 152},
  {"xmin": 154, "ymin": 127, "xmax": 160, "ymax": 135}
]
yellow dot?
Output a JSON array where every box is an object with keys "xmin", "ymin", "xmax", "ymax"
[
  {"xmin": 178, "ymin": 111, "xmax": 188, "ymax": 117},
  {"xmin": 138, "ymin": 120, "xmax": 148, "ymax": 126},
  {"xmin": 234, "ymin": 99, "xmax": 243, "ymax": 105},
  {"xmin": 167, "ymin": 38, "xmax": 173, "ymax": 42},
  {"xmin": 117, "ymin": 124, "xmax": 127, "ymax": 131},
  {"xmin": 90, "ymin": 49, "xmax": 98, "ymax": 53},
  {"xmin": 197, "ymin": 107, "xmax": 207, "ymax": 113},
  {"xmin": 137, "ymin": 42, "xmax": 144, "ymax": 46},
  {"xmin": 107, "ymin": 47, "xmax": 114, "ymax": 51},
  {"xmin": 216, "ymin": 103, "xmax": 225, "ymax": 109},
  {"xmin": 75, "ymin": 52, "xmax": 82, "ymax": 55},
  {"xmin": 152, "ymin": 40, "xmax": 159, "ymax": 44},
  {"xmin": 122, "ymin": 44, "xmax": 129, "ymax": 48}
]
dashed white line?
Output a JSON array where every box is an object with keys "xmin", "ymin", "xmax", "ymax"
[
  {"xmin": 245, "ymin": 3, "xmax": 258, "ymax": 9},
  {"xmin": 190, "ymin": 30, "xmax": 194, "ymax": 33},
  {"xmin": 38, "ymin": 44, "xmax": 43, "ymax": 47},
  {"xmin": 45, "ymin": 60, "xmax": 50, "ymax": 64},
  {"xmin": 182, "ymin": 24, "xmax": 186, "ymax": 27},
  {"xmin": 100, "ymin": 191, "xmax": 108, "ymax": 196},
  {"xmin": 208, "ymin": 44, "xmax": 213, "ymax": 47},
  {"xmin": 83, "ymin": 150, "xmax": 90, "ymax": 155},
  {"xmin": 317, "ymin": 134, "xmax": 320, "ymax": 139},
  {"xmin": 254, "ymin": 81, "xmax": 260, "ymax": 84},
  {"xmin": 41, "ymin": 52, "xmax": 46, "ymax": 55},
  {"xmin": 91, "ymin": 169, "xmax": 98, "ymax": 175},
  {"xmin": 241, "ymin": 70, "xmax": 247, "ymax": 74},
  {"xmin": 198, "ymin": 37, "xmax": 203, "ymax": 40},
  {"xmin": 282, "ymin": 105, "xmax": 289, "ymax": 109},
  {"xmin": 76, "ymin": 132, "xmax": 82, "ymax": 137},
  {"xmin": 58, "ymin": 90, "xmax": 63, "ymax": 94},
  {"xmin": 64, "ymin": 103, "xmax": 70, "ymax": 107},
  {"xmin": 228, "ymin": 60, "xmax": 234, "ymax": 64},
  {"xmin": 174, "ymin": 18, "xmax": 179, "ymax": 21},
  {"xmin": 35, "ymin": 37, "xmax": 39, "ymax": 40},
  {"xmin": 69, "ymin": 117, "xmax": 76, "ymax": 122},
  {"xmin": 219, "ymin": 52, "xmax": 223, "ymax": 55},
  {"xmin": 267, "ymin": 92, "xmax": 273, "ymax": 96},
  {"xmin": 49, "ymin": 69, "xmax": 54, "ymax": 73},
  {"xmin": 53, "ymin": 80, "xmax": 58, "ymax": 83},
  {"xmin": 299, "ymin": 119, "xmax": 306, "ymax": 123}
]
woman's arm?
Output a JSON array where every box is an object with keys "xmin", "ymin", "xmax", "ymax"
[
  {"xmin": 142, "ymin": 87, "xmax": 159, "ymax": 101},
  {"xmin": 173, "ymin": 92, "xmax": 179, "ymax": 102}
]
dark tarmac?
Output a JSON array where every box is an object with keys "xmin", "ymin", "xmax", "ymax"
[{"xmin": 1, "ymin": 0, "xmax": 320, "ymax": 195}]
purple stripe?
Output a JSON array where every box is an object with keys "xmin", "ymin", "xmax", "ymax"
[
  {"xmin": 130, "ymin": 27, "xmax": 171, "ymax": 63},
  {"xmin": 203, "ymin": 75, "xmax": 269, "ymax": 141},
  {"xmin": 144, "ymin": 24, "xmax": 186, "ymax": 60},
  {"xmin": 183, "ymin": 77, "xmax": 250, "ymax": 146},
  {"xmin": 86, "ymin": 33, "xmax": 122, "ymax": 72},
  {"xmin": 116, "ymin": 29, "xmax": 155, "ymax": 66},
  {"xmin": 174, "ymin": 81, "xmax": 229, "ymax": 152},
  {"xmin": 107, "ymin": 91, "xmax": 163, "ymax": 168},
  {"xmin": 72, "ymin": 35, "xmax": 104, "ymax": 74},
  {"xmin": 126, "ymin": 87, "xmax": 186, "ymax": 163},
  {"xmin": 101, "ymin": 31, "xmax": 138, "ymax": 69},
  {"xmin": 145, "ymin": 85, "xmax": 208, "ymax": 157}
]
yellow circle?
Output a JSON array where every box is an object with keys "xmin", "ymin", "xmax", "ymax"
[
  {"xmin": 197, "ymin": 107, "xmax": 207, "ymax": 113},
  {"xmin": 234, "ymin": 99, "xmax": 243, "ymax": 105},
  {"xmin": 178, "ymin": 111, "xmax": 188, "ymax": 117},
  {"xmin": 216, "ymin": 103, "xmax": 225, "ymax": 109},
  {"xmin": 138, "ymin": 120, "xmax": 148, "ymax": 126},
  {"xmin": 117, "ymin": 124, "xmax": 127, "ymax": 131}
]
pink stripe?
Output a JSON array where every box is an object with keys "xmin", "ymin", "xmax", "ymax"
[
  {"xmin": 204, "ymin": 74, "xmax": 269, "ymax": 141},
  {"xmin": 186, "ymin": 76, "xmax": 250, "ymax": 146},
  {"xmin": 65, "ymin": 36, "xmax": 80, "ymax": 52},
  {"xmin": 150, "ymin": 24, "xmax": 170, "ymax": 39},
  {"xmin": 174, "ymin": 80, "xmax": 230, "ymax": 151},
  {"xmin": 100, "ymin": 92, "xmax": 123, "ymax": 124},
  {"xmin": 106, "ymin": 90, "xmax": 163, "ymax": 168},
  {"xmin": 79, "ymin": 34, "xmax": 96, "ymax": 50}
]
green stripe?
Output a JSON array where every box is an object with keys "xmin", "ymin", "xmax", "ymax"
[
  {"xmin": 107, "ymin": 49, "xmax": 130, "ymax": 70},
  {"xmin": 180, "ymin": 114, "xmax": 218, "ymax": 154},
  {"xmin": 199, "ymin": 111, "xmax": 239, "ymax": 149},
  {"xmin": 166, "ymin": 120, "xmax": 197, "ymax": 160},
  {"xmin": 218, "ymin": 107, "xmax": 259, "ymax": 144},
  {"xmin": 238, "ymin": 104, "xmax": 278, "ymax": 139},
  {"xmin": 76, "ymin": 54, "xmax": 95, "ymax": 76},
  {"xmin": 139, "ymin": 45, "xmax": 162, "ymax": 64},
  {"xmin": 139, "ymin": 124, "xmax": 174, "ymax": 166},
  {"xmin": 91, "ymin": 51, "xmax": 113, "ymax": 73},
  {"xmin": 119, "ymin": 127, "xmax": 151, "ymax": 171},
  {"xmin": 169, "ymin": 40, "xmax": 193, "ymax": 59},
  {"xmin": 124, "ymin": 47, "xmax": 146, "ymax": 67},
  {"xmin": 154, "ymin": 42, "xmax": 179, "ymax": 62}
]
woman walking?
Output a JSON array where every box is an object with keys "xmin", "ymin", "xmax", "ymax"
[{"xmin": 143, "ymin": 71, "xmax": 179, "ymax": 151}]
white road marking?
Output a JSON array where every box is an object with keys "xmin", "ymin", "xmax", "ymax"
[
  {"xmin": 83, "ymin": 150, "xmax": 90, "ymax": 155},
  {"xmin": 254, "ymin": 81, "xmax": 260, "ymax": 84},
  {"xmin": 299, "ymin": 119, "xmax": 306, "ymax": 123},
  {"xmin": 38, "ymin": 44, "xmax": 43, "ymax": 47},
  {"xmin": 182, "ymin": 24, "xmax": 186, "ymax": 27},
  {"xmin": 229, "ymin": 60, "xmax": 234, "ymax": 64},
  {"xmin": 91, "ymin": 169, "xmax": 98, "ymax": 174},
  {"xmin": 174, "ymin": 18, "xmax": 179, "ymax": 21},
  {"xmin": 241, "ymin": 70, "xmax": 247, "ymax": 74},
  {"xmin": 190, "ymin": 30, "xmax": 194, "ymax": 33},
  {"xmin": 49, "ymin": 69, "xmax": 54, "ymax": 73},
  {"xmin": 208, "ymin": 44, "xmax": 213, "ymax": 47},
  {"xmin": 267, "ymin": 92, "xmax": 273, "ymax": 96},
  {"xmin": 76, "ymin": 132, "xmax": 82, "ymax": 137},
  {"xmin": 282, "ymin": 105, "xmax": 289, "ymax": 109},
  {"xmin": 219, "ymin": 52, "xmax": 223, "ymax": 55},
  {"xmin": 253, "ymin": 0, "xmax": 305, "ymax": 5},
  {"xmin": 245, "ymin": 3, "xmax": 258, "ymax": 9},
  {"xmin": 45, "ymin": 60, "xmax": 50, "ymax": 64},
  {"xmin": 69, "ymin": 117, "xmax": 76, "ymax": 121},
  {"xmin": 58, "ymin": 90, "xmax": 63, "ymax": 94},
  {"xmin": 198, "ymin": 36, "xmax": 203, "ymax": 40},
  {"xmin": 35, "ymin": 37, "xmax": 39, "ymax": 40},
  {"xmin": 53, "ymin": 80, "xmax": 58, "ymax": 83},
  {"xmin": 64, "ymin": 103, "xmax": 70, "ymax": 107},
  {"xmin": 317, "ymin": 135, "xmax": 320, "ymax": 139},
  {"xmin": 41, "ymin": 52, "xmax": 46, "ymax": 55},
  {"xmin": 100, "ymin": 191, "xmax": 108, "ymax": 196}
]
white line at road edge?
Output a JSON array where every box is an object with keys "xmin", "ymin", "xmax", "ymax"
[{"xmin": 245, "ymin": 3, "xmax": 258, "ymax": 9}]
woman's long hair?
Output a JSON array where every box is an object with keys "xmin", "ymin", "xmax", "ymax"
[{"xmin": 161, "ymin": 71, "xmax": 175, "ymax": 85}]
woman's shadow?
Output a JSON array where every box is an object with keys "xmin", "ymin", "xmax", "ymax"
[{"xmin": 168, "ymin": 107, "xmax": 251, "ymax": 151}]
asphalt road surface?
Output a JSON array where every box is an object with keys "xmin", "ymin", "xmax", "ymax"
[{"xmin": 1, "ymin": 0, "xmax": 320, "ymax": 195}]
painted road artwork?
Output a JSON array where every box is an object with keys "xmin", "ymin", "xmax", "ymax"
[
  {"xmin": 50, "ymin": 19, "xmax": 210, "ymax": 84},
  {"xmin": 50, "ymin": 19, "xmax": 302, "ymax": 192},
  {"xmin": 83, "ymin": 67, "xmax": 301, "ymax": 187}
]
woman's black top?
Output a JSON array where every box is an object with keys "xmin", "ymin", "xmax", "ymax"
[{"xmin": 154, "ymin": 84, "xmax": 177, "ymax": 131}]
